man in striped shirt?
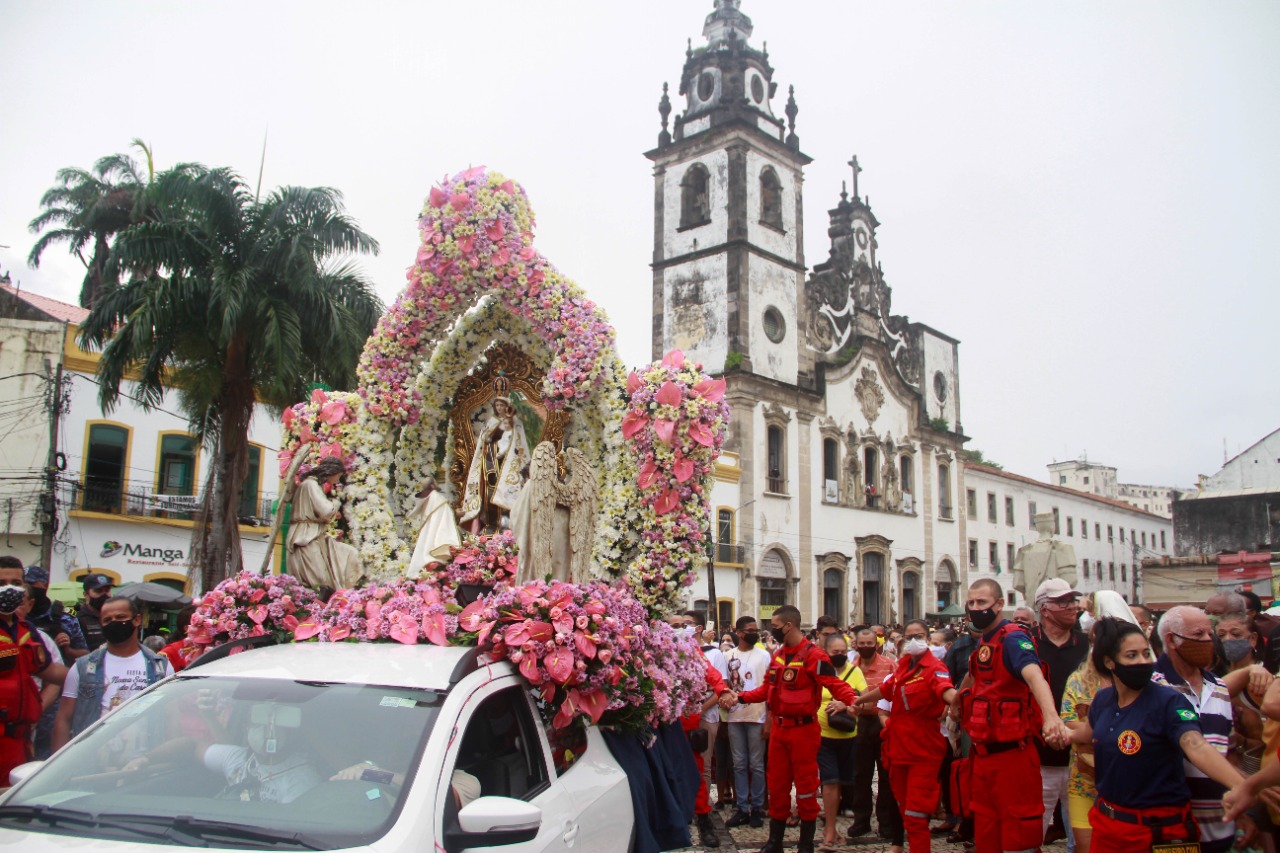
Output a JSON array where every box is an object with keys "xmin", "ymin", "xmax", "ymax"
[{"xmin": 1151, "ymin": 605, "xmax": 1259, "ymax": 853}]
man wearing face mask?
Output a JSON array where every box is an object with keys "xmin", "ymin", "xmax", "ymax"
[
  {"xmin": 0, "ymin": 555, "xmax": 65, "ymax": 784},
  {"xmin": 1149, "ymin": 605, "xmax": 1269, "ymax": 853},
  {"xmin": 732, "ymin": 605, "xmax": 859, "ymax": 853},
  {"xmin": 22, "ymin": 566, "xmax": 87, "ymax": 665},
  {"xmin": 723, "ymin": 616, "xmax": 772, "ymax": 830},
  {"xmin": 76, "ymin": 573, "xmax": 115, "ymax": 651},
  {"xmin": 855, "ymin": 619, "xmax": 956, "ymax": 853},
  {"xmin": 848, "ymin": 628, "xmax": 901, "ymax": 843},
  {"xmin": 53, "ymin": 596, "xmax": 172, "ymax": 752},
  {"xmin": 953, "ymin": 578, "xmax": 1071, "ymax": 853}
]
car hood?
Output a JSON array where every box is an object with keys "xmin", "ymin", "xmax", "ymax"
[{"xmin": 0, "ymin": 827, "xmax": 378, "ymax": 852}]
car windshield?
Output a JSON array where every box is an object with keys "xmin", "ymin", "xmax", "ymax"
[{"xmin": 0, "ymin": 673, "xmax": 441, "ymax": 849}]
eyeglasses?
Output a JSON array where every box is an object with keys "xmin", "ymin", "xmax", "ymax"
[{"xmin": 1044, "ymin": 598, "xmax": 1079, "ymax": 609}]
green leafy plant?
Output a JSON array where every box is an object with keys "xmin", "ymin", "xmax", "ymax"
[{"xmin": 724, "ymin": 351, "xmax": 744, "ymax": 371}]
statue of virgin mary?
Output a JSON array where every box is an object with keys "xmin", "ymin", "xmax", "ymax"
[{"xmin": 458, "ymin": 396, "xmax": 531, "ymax": 533}]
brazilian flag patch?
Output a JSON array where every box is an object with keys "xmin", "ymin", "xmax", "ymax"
[
  {"xmin": 1018, "ymin": 640, "xmax": 1034, "ymax": 651},
  {"xmin": 1177, "ymin": 709, "xmax": 1198, "ymax": 721}
]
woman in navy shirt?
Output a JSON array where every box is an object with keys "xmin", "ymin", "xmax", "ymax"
[{"xmin": 1069, "ymin": 617, "xmax": 1244, "ymax": 853}]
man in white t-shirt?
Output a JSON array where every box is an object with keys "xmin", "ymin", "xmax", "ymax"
[
  {"xmin": 723, "ymin": 615, "xmax": 772, "ymax": 829},
  {"xmin": 52, "ymin": 596, "xmax": 173, "ymax": 754}
]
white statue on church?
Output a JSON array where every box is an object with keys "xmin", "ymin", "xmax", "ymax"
[
  {"xmin": 406, "ymin": 476, "xmax": 461, "ymax": 576},
  {"xmin": 1013, "ymin": 512, "xmax": 1078, "ymax": 602},
  {"xmin": 459, "ymin": 396, "xmax": 530, "ymax": 534},
  {"xmin": 881, "ymin": 459, "xmax": 901, "ymax": 513},
  {"xmin": 512, "ymin": 442, "xmax": 599, "ymax": 584}
]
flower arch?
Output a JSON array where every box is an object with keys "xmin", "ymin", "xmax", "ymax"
[{"xmin": 279, "ymin": 167, "xmax": 726, "ymax": 612}]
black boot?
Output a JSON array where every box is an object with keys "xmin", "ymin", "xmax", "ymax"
[
  {"xmin": 696, "ymin": 813, "xmax": 720, "ymax": 849},
  {"xmin": 758, "ymin": 817, "xmax": 787, "ymax": 853},
  {"xmin": 797, "ymin": 819, "xmax": 817, "ymax": 853}
]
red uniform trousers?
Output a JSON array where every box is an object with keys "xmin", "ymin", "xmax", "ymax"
[
  {"xmin": 0, "ymin": 729, "xmax": 31, "ymax": 786},
  {"xmin": 1088, "ymin": 801, "xmax": 1198, "ymax": 853},
  {"xmin": 889, "ymin": 760, "xmax": 942, "ymax": 853},
  {"xmin": 767, "ymin": 718, "xmax": 822, "ymax": 821},
  {"xmin": 971, "ymin": 743, "xmax": 1043, "ymax": 853}
]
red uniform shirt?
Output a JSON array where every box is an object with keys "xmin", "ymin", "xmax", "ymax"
[
  {"xmin": 738, "ymin": 638, "xmax": 858, "ymax": 716},
  {"xmin": 880, "ymin": 651, "xmax": 954, "ymax": 764}
]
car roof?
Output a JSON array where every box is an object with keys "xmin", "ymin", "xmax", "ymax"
[{"xmin": 178, "ymin": 642, "xmax": 490, "ymax": 691}]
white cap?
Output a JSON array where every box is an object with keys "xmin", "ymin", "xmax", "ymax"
[{"xmin": 1034, "ymin": 578, "xmax": 1081, "ymax": 607}]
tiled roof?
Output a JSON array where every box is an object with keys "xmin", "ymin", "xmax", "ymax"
[
  {"xmin": 966, "ymin": 462, "xmax": 1166, "ymax": 520},
  {"xmin": 0, "ymin": 284, "xmax": 90, "ymax": 324}
]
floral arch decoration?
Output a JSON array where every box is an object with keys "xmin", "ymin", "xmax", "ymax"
[{"xmin": 279, "ymin": 167, "xmax": 728, "ymax": 612}]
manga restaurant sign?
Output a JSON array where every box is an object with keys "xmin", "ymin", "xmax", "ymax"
[{"xmin": 99, "ymin": 538, "xmax": 191, "ymax": 569}]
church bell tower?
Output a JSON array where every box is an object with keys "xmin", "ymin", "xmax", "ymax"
[{"xmin": 646, "ymin": 0, "xmax": 814, "ymax": 388}]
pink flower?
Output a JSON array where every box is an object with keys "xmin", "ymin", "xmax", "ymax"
[
  {"xmin": 662, "ymin": 349, "xmax": 686, "ymax": 369},
  {"xmin": 673, "ymin": 456, "xmax": 694, "ymax": 483},
  {"xmin": 574, "ymin": 631, "xmax": 597, "ymax": 659},
  {"xmin": 320, "ymin": 400, "xmax": 347, "ymax": 425},
  {"xmin": 292, "ymin": 620, "xmax": 322, "ymax": 641},
  {"xmin": 621, "ymin": 411, "xmax": 649, "ymax": 439},
  {"xmin": 247, "ymin": 605, "xmax": 267, "ymax": 624},
  {"xmin": 545, "ymin": 646, "xmax": 575, "ymax": 684},
  {"xmin": 637, "ymin": 462, "xmax": 660, "ymax": 490},
  {"xmin": 575, "ymin": 688, "xmax": 609, "ymax": 724},
  {"xmin": 655, "ymin": 489, "xmax": 680, "ymax": 515},
  {"xmin": 519, "ymin": 654, "xmax": 542, "ymax": 684},
  {"xmin": 429, "ymin": 186, "xmax": 447, "ymax": 208},
  {"xmin": 693, "ymin": 377, "xmax": 727, "ymax": 402},
  {"xmin": 687, "ymin": 422, "xmax": 714, "ymax": 447},
  {"xmin": 653, "ymin": 419, "xmax": 676, "ymax": 444},
  {"xmin": 655, "ymin": 381, "xmax": 682, "ymax": 407},
  {"xmin": 626, "ymin": 371, "xmax": 642, "ymax": 395},
  {"xmin": 390, "ymin": 613, "xmax": 419, "ymax": 645},
  {"xmin": 450, "ymin": 193, "xmax": 472, "ymax": 211},
  {"xmin": 422, "ymin": 613, "xmax": 448, "ymax": 646}
]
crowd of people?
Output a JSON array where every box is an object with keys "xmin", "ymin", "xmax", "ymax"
[{"xmin": 679, "ymin": 580, "xmax": 1280, "ymax": 853}]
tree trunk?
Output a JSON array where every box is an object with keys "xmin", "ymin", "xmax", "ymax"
[{"xmin": 197, "ymin": 338, "xmax": 255, "ymax": 592}]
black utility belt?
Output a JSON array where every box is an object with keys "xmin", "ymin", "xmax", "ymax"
[
  {"xmin": 973, "ymin": 738, "xmax": 1030, "ymax": 756},
  {"xmin": 773, "ymin": 715, "xmax": 815, "ymax": 727},
  {"xmin": 1097, "ymin": 799, "xmax": 1191, "ymax": 828}
]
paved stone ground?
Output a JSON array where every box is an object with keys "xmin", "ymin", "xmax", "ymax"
[{"xmin": 670, "ymin": 781, "xmax": 1072, "ymax": 852}]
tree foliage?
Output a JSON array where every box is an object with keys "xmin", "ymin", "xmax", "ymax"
[
  {"xmin": 960, "ymin": 448, "xmax": 1002, "ymax": 470},
  {"xmin": 78, "ymin": 162, "xmax": 383, "ymax": 590}
]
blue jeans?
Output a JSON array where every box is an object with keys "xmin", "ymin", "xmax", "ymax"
[{"xmin": 728, "ymin": 722, "xmax": 765, "ymax": 813}]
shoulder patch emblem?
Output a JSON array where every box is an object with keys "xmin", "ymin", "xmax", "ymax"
[
  {"xmin": 1117, "ymin": 730, "xmax": 1142, "ymax": 755},
  {"xmin": 1176, "ymin": 709, "xmax": 1198, "ymax": 721},
  {"xmin": 1018, "ymin": 640, "xmax": 1034, "ymax": 651},
  {"xmin": 781, "ymin": 667, "xmax": 799, "ymax": 683},
  {"xmin": 976, "ymin": 645, "xmax": 993, "ymax": 664}
]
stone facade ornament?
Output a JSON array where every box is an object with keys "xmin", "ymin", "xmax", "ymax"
[
  {"xmin": 881, "ymin": 459, "xmax": 901, "ymax": 512},
  {"xmin": 855, "ymin": 367, "xmax": 885, "ymax": 425}
]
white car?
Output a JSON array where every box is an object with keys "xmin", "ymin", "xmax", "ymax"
[{"xmin": 0, "ymin": 642, "xmax": 636, "ymax": 851}]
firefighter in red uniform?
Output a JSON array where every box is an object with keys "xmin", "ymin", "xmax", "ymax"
[
  {"xmin": 855, "ymin": 619, "xmax": 957, "ymax": 852},
  {"xmin": 952, "ymin": 578, "xmax": 1071, "ymax": 853},
  {"xmin": 733, "ymin": 605, "xmax": 858, "ymax": 853},
  {"xmin": 0, "ymin": 556, "xmax": 64, "ymax": 783}
]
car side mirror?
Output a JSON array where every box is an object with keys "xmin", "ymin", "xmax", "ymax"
[
  {"xmin": 8, "ymin": 761, "xmax": 44, "ymax": 787},
  {"xmin": 445, "ymin": 796, "xmax": 541, "ymax": 849}
]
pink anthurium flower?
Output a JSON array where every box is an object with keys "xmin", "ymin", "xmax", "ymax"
[
  {"xmin": 390, "ymin": 614, "xmax": 419, "ymax": 645},
  {"xmin": 310, "ymin": 388, "xmax": 328, "ymax": 406},
  {"xmin": 525, "ymin": 621, "xmax": 555, "ymax": 644},
  {"xmin": 486, "ymin": 221, "xmax": 504, "ymax": 241},
  {"xmin": 247, "ymin": 606, "xmax": 267, "ymax": 625},
  {"xmin": 626, "ymin": 371, "xmax": 642, "ymax": 395},
  {"xmin": 662, "ymin": 350, "xmax": 686, "ymax": 369},
  {"xmin": 449, "ymin": 192, "xmax": 471, "ymax": 211},
  {"xmin": 282, "ymin": 615, "xmax": 299, "ymax": 631},
  {"xmin": 298, "ymin": 424, "xmax": 314, "ymax": 445},
  {"xmin": 637, "ymin": 461, "xmax": 660, "ymax": 490},
  {"xmin": 673, "ymin": 456, "xmax": 694, "ymax": 483},
  {"xmin": 654, "ymin": 419, "xmax": 676, "ymax": 444},
  {"xmin": 519, "ymin": 654, "xmax": 542, "ymax": 684},
  {"xmin": 291, "ymin": 620, "xmax": 321, "ymax": 641},
  {"xmin": 282, "ymin": 408, "xmax": 296, "ymax": 429},
  {"xmin": 576, "ymin": 688, "xmax": 609, "ymax": 724},
  {"xmin": 249, "ymin": 588, "xmax": 267, "ymax": 603},
  {"xmin": 574, "ymin": 632, "xmax": 597, "ymax": 659},
  {"xmin": 421, "ymin": 613, "xmax": 448, "ymax": 646},
  {"xmin": 621, "ymin": 411, "xmax": 649, "ymax": 439},
  {"xmin": 655, "ymin": 381, "xmax": 682, "ymax": 407},
  {"xmin": 499, "ymin": 180, "xmax": 516, "ymax": 195},
  {"xmin": 545, "ymin": 647, "xmax": 575, "ymax": 684},
  {"xmin": 320, "ymin": 400, "xmax": 347, "ymax": 425},
  {"xmin": 687, "ymin": 422, "xmax": 715, "ymax": 447},
  {"xmin": 458, "ymin": 601, "xmax": 487, "ymax": 633},
  {"xmin": 655, "ymin": 489, "xmax": 680, "ymax": 515},
  {"xmin": 329, "ymin": 624, "xmax": 351, "ymax": 642},
  {"xmin": 429, "ymin": 186, "xmax": 448, "ymax": 208},
  {"xmin": 541, "ymin": 683, "xmax": 557, "ymax": 705}
]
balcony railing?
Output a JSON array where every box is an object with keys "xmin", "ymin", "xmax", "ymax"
[
  {"xmin": 62, "ymin": 479, "xmax": 276, "ymax": 527},
  {"xmin": 714, "ymin": 542, "xmax": 745, "ymax": 565}
]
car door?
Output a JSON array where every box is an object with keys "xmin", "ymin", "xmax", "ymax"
[
  {"xmin": 437, "ymin": 678, "xmax": 577, "ymax": 853},
  {"xmin": 535, "ymin": 720, "xmax": 634, "ymax": 852}
]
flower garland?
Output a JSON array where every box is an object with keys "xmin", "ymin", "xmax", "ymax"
[
  {"xmin": 294, "ymin": 579, "xmax": 464, "ymax": 645},
  {"xmin": 183, "ymin": 571, "xmax": 320, "ymax": 661},
  {"xmin": 608, "ymin": 350, "xmax": 729, "ymax": 610},
  {"xmin": 422, "ymin": 531, "xmax": 520, "ymax": 587}
]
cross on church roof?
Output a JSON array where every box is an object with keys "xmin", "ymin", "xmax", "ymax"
[{"xmin": 848, "ymin": 155, "xmax": 862, "ymax": 199}]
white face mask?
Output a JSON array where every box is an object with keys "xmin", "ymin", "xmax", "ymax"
[
  {"xmin": 1078, "ymin": 612, "xmax": 1096, "ymax": 633},
  {"xmin": 929, "ymin": 644, "xmax": 947, "ymax": 660},
  {"xmin": 903, "ymin": 638, "xmax": 929, "ymax": 657}
]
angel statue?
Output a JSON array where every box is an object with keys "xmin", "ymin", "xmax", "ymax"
[
  {"xmin": 459, "ymin": 396, "xmax": 531, "ymax": 534},
  {"xmin": 407, "ymin": 475, "xmax": 462, "ymax": 576},
  {"xmin": 286, "ymin": 456, "xmax": 364, "ymax": 595},
  {"xmin": 512, "ymin": 442, "xmax": 599, "ymax": 584}
]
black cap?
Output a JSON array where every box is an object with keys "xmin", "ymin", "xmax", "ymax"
[{"xmin": 82, "ymin": 573, "xmax": 113, "ymax": 592}]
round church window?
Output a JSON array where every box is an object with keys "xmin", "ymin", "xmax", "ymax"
[
  {"xmin": 933, "ymin": 371, "xmax": 948, "ymax": 403},
  {"xmin": 697, "ymin": 72, "xmax": 715, "ymax": 102},
  {"xmin": 751, "ymin": 75, "xmax": 765, "ymax": 103},
  {"xmin": 763, "ymin": 307, "xmax": 785, "ymax": 343}
]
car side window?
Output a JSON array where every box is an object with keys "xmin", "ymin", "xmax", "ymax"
[{"xmin": 453, "ymin": 686, "xmax": 549, "ymax": 804}]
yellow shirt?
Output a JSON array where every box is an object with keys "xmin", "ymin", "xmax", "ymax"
[{"xmin": 818, "ymin": 662, "xmax": 867, "ymax": 739}]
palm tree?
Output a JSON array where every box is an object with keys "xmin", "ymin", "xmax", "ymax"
[
  {"xmin": 27, "ymin": 141, "xmax": 153, "ymax": 307},
  {"xmin": 79, "ymin": 164, "xmax": 383, "ymax": 591}
]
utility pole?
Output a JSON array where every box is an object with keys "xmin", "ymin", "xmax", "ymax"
[
  {"xmin": 706, "ymin": 524, "xmax": 718, "ymax": 635},
  {"xmin": 39, "ymin": 359, "xmax": 64, "ymax": 572}
]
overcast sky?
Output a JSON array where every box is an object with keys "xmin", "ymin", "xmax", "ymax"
[{"xmin": 3, "ymin": 1, "xmax": 1277, "ymax": 489}]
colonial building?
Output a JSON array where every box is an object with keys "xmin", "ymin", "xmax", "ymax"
[
  {"xmin": 1047, "ymin": 457, "xmax": 1190, "ymax": 518},
  {"xmin": 1175, "ymin": 427, "xmax": 1280, "ymax": 556},
  {"xmin": 0, "ymin": 285, "xmax": 282, "ymax": 588},
  {"xmin": 648, "ymin": 1, "xmax": 967, "ymax": 629},
  {"xmin": 965, "ymin": 464, "xmax": 1173, "ymax": 605}
]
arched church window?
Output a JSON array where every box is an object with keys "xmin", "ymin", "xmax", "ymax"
[
  {"xmin": 822, "ymin": 438, "xmax": 838, "ymax": 502},
  {"xmin": 759, "ymin": 167, "xmax": 783, "ymax": 230},
  {"xmin": 938, "ymin": 463, "xmax": 952, "ymax": 519},
  {"xmin": 680, "ymin": 163, "xmax": 711, "ymax": 229}
]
